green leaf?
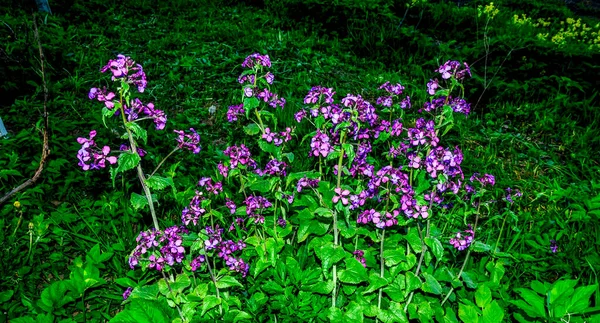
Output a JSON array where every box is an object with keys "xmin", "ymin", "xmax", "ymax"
[
  {"xmin": 338, "ymin": 258, "xmax": 368, "ymax": 284},
  {"xmin": 472, "ymin": 241, "xmax": 492, "ymax": 253},
  {"xmin": 110, "ymin": 299, "xmax": 173, "ymax": 323},
  {"xmin": 0, "ymin": 290, "xmax": 14, "ymax": 302},
  {"xmin": 514, "ymin": 288, "xmax": 546, "ymax": 318},
  {"xmin": 126, "ymin": 122, "xmax": 148, "ymax": 145},
  {"xmin": 383, "ymin": 249, "xmax": 405, "ymax": 267},
  {"xmin": 383, "ymin": 274, "xmax": 406, "ymax": 302},
  {"xmin": 405, "ymin": 229, "xmax": 422, "ymax": 253},
  {"xmin": 405, "ymin": 272, "xmax": 422, "ymax": 293},
  {"xmin": 549, "ymin": 279, "xmax": 577, "ymax": 306},
  {"xmin": 130, "ymin": 192, "xmax": 148, "ymax": 210},
  {"xmin": 243, "ymin": 97, "xmax": 259, "ymax": 111},
  {"xmin": 422, "ymin": 272, "xmax": 443, "ymax": 295},
  {"xmin": 201, "ymin": 295, "xmax": 221, "ymax": 316},
  {"xmin": 315, "ymin": 243, "xmax": 347, "ymax": 272},
  {"xmin": 458, "ymin": 303, "xmax": 480, "ymax": 323},
  {"xmin": 243, "ymin": 123, "xmax": 261, "ymax": 136},
  {"xmin": 344, "ymin": 301, "xmax": 364, "ymax": 322},
  {"xmin": 363, "ymin": 273, "xmax": 389, "ymax": 294},
  {"xmin": 116, "ymin": 152, "xmax": 141, "ymax": 173},
  {"xmin": 568, "ymin": 284, "xmax": 597, "ymax": 313},
  {"xmin": 283, "ymin": 152, "xmax": 294, "ymax": 163},
  {"xmin": 425, "ymin": 237, "xmax": 444, "ymax": 262},
  {"xmin": 414, "ymin": 170, "xmax": 431, "ymax": 195},
  {"xmin": 37, "ymin": 281, "xmax": 73, "ymax": 312},
  {"xmin": 216, "ymin": 276, "xmax": 244, "ymax": 289},
  {"xmin": 475, "ymin": 285, "xmax": 492, "ymax": 309},
  {"xmin": 145, "ymin": 176, "xmax": 173, "ymax": 191},
  {"xmin": 482, "ymin": 300, "xmax": 504, "ymax": 323},
  {"xmin": 249, "ymin": 179, "xmax": 272, "ymax": 193}
]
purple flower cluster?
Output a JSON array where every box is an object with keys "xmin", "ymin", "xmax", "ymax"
[
  {"xmin": 224, "ymin": 144, "xmax": 257, "ymax": 170},
  {"xmin": 128, "ymin": 225, "xmax": 188, "ymax": 271},
  {"xmin": 256, "ymin": 88, "xmax": 286, "ymax": 109},
  {"xmin": 241, "ymin": 53, "xmax": 272, "ymax": 69},
  {"xmin": 174, "ymin": 128, "xmax": 201, "ymax": 154},
  {"xmin": 181, "ymin": 190, "xmax": 206, "ymax": 226},
  {"xmin": 470, "ymin": 173, "xmax": 496, "ymax": 187},
  {"xmin": 376, "ymin": 81, "xmax": 411, "ymax": 109},
  {"xmin": 201, "ymin": 225, "xmax": 249, "ymax": 277},
  {"xmin": 296, "ymin": 176, "xmax": 320, "ymax": 193},
  {"xmin": 88, "ymin": 87, "xmax": 115, "ymax": 109},
  {"xmin": 304, "ymin": 86, "xmax": 335, "ymax": 105},
  {"xmin": 118, "ymin": 98, "xmax": 166, "ymax": 130},
  {"xmin": 198, "ymin": 177, "xmax": 223, "ymax": 195},
  {"xmin": 449, "ymin": 225, "xmax": 474, "ymax": 251},
  {"xmin": 122, "ymin": 287, "xmax": 133, "ymax": 300},
  {"xmin": 76, "ymin": 130, "xmax": 117, "ymax": 171},
  {"xmin": 244, "ymin": 195, "xmax": 272, "ymax": 224},
  {"xmin": 407, "ymin": 118, "xmax": 439, "ymax": 148},
  {"xmin": 353, "ymin": 250, "xmax": 367, "ymax": 268},
  {"xmin": 310, "ymin": 130, "xmax": 333, "ymax": 158},
  {"xmin": 505, "ymin": 187, "xmax": 523, "ymax": 203},
  {"xmin": 100, "ymin": 54, "xmax": 148, "ymax": 92},
  {"xmin": 256, "ymin": 158, "xmax": 288, "ymax": 177},
  {"xmin": 262, "ymin": 127, "xmax": 292, "ymax": 146},
  {"xmin": 435, "ymin": 60, "xmax": 471, "ymax": 80},
  {"xmin": 227, "ymin": 103, "xmax": 245, "ymax": 122},
  {"xmin": 357, "ymin": 209, "xmax": 400, "ymax": 229}
]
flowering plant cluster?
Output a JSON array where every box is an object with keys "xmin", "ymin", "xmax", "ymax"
[{"xmin": 80, "ymin": 53, "xmax": 525, "ymax": 322}]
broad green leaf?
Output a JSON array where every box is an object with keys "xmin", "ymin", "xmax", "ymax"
[
  {"xmin": 425, "ymin": 237, "xmax": 444, "ymax": 262},
  {"xmin": 243, "ymin": 123, "xmax": 261, "ymax": 136},
  {"xmin": 315, "ymin": 243, "xmax": 347, "ymax": 271},
  {"xmin": 338, "ymin": 258, "xmax": 368, "ymax": 284},
  {"xmin": 303, "ymin": 280, "xmax": 334, "ymax": 294},
  {"xmin": 472, "ymin": 241, "xmax": 492, "ymax": 253},
  {"xmin": 482, "ymin": 300, "xmax": 504, "ymax": 323},
  {"xmin": 37, "ymin": 281, "xmax": 72, "ymax": 312},
  {"xmin": 422, "ymin": 272, "xmax": 443, "ymax": 295},
  {"xmin": 514, "ymin": 288, "xmax": 546, "ymax": 318},
  {"xmin": 458, "ymin": 303, "xmax": 480, "ymax": 323},
  {"xmin": 249, "ymin": 179, "xmax": 271, "ymax": 193},
  {"xmin": 110, "ymin": 299, "xmax": 173, "ymax": 323},
  {"xmin": 201, "ymin": 295, "xmax": 221, "ymax": 316},
  {"xmin": 568, "ymin": 284, "xmax": 597, "ymax": 313},
  {"xmin": 383, "ymin": 275, "xmax": 406, "ymax": 302},
  {"xmin": 405, "ymin": 272, "xmax": 422, "ymax": 293},
  {"xmin": 383, "ymin": 249, "xmax": 405, "ymax": 267},
  {"xmin": 243, "ymin": 97, "xmax": 259, "ymax": 111},
  {"xmin": 145, "ymin": 176, "xmax": 173, "ymax": 190},
  {"xmin": 405, "ymin": 229, "xmax": 422, "ymax": 253},
  {"xmin": 116, "ymin": 152, "xmax": 141, "ymax": 173},
  {"xmin": 344, "ymin": 301, "xmax": 364, "ymax": 322},
  {"xmin": 126, "ymin": 122, "xmax": 148, "ymax": 145},
  {"xmin": 328, "ymin": 307, "xmax": 344, "ymax": 322},
  {"xmin": 130, "ymin": 192, "xmax": 148, "ymax": 210},
  {"xmin": 549, "ymin": 279, "xmax": 577, "ymax": 306},
  {"xmin": 233, "ymin": 311, "xmax": 253, "ymax": 322},
  {"xmin": 414, "ymin": 170, "xmax": 431, "ymax": 195},
  {"xmin": 363, "ymin": 273, "xmax": 389, "ymax": 294},
  {"xmin": 0, "ymin": 290, "xmax": 14, "ymax": 303},
  {"xmin": 475, "ymin": 285, "xmax": 492, "ymax": 308}
]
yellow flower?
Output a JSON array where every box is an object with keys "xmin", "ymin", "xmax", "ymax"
[{"xmin": 14, "ymin": 201, "xmax": 21, "ymax": 208}]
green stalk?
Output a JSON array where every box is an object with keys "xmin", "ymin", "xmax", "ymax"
[
  {"xmin": 332, "ymin": 130, "xmax": 347, "ymax": 308},
  {"xmin": 118, "ymin": 88, "xmax": 159, "ymax": 231}
]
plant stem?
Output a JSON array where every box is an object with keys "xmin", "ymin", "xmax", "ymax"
[
  {"xmin": 161, "ymin": 271, "xmax": 185, "ymax": 320},
  {"xmin": 205, "ymin": 259, "xmax": 223, "ymax": 315},
  {"xmin": 377, "ymin": 229, "xmax": 386, "ymax": 310},
  {"xmin": 148, "ymin": 146, "xmax": 180, "ymax": 179},
  {"xmin": 332, "ymin": 130, "xmax": 346, "ymax": 308}
]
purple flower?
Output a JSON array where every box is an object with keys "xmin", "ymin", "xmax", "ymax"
[
  {"xmin": 277, "ymin": 217, "xmax": 287, "ymax": 228},
  {"xmin": 332, "ymin": 187, "xmax": 350, "ymax": 205},
  {"xmin": 304, "ymin": 86, "xmax": 335, "ymax": 105},
  {"xmin": 224, "ymin": 144, "xmax": 256, "ymax": 169},
  {"xmin": 296, "ymin": 176, "xmax": 320, "ymax": 193},
  {"xmin": 505, "ymin": 187, "xmax": 522, "ymax": 203},
  {"xmin": 427, "ymin": 79, "xmax": 440, "ymax": 95},
  {"xmin": 265, "ymin": 72, "xmax": 275, "ymax": 84},
  {"xmin": 76, "ymin": 130, "xmax": 118, "ymax": 170},
  {"xmin": 310, "ymin": 130, "xmax": 332, "ymax": 158},
  {"xmin": 550, "ymin": 239, "xmax": 558, "ymax": 253},
  {"xmin": 123, "ymin": 287, "xmax": 133, "ymax": 300},
  {"xmin": 353, "ymin": 250, "xmax": 367, "ymax": 268},
  {"xmin": 174, "ymin": 128, "xmax": 201, "ymax": 154},
  {"xmin": 241, "ymin": 53, "xmax": 271, "ymax": 68},
  {"xmin": 100, "ymin": 55, "xmax": 147, "ymax": 92},
  {"xmin": 191, "ymin": 255, "xmax": 206, "ymax": 271},
  {"xmin": 450, "ymin": 225, "xmax": 475, "ymax": 251},
  {"xmin": 227, "ymin": 104, "xmax": 245, "ymax": 122},
  {"xmin": 88, "ymin": 87, "xmax": 116, "ymax": 109}
]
